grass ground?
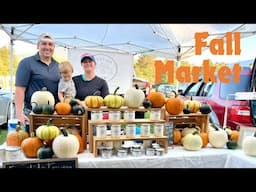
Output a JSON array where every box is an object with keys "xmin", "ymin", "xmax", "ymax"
[{"xmin": 0, "ymin": 124, "xmax": 7, "ymax": 145}]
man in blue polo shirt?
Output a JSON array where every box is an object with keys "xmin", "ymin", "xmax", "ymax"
[{"xmin": 15, "ymin": 33, "xmax": 61, "ymax": 124}]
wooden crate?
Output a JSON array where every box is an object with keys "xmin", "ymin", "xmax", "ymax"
[
  {"xmin": 29, "ymin": 114, "xmax": 87, "ymax": 149},
  {"xmin": 165, "ymin": 112, "xmax": 209, "ymax": 133}
]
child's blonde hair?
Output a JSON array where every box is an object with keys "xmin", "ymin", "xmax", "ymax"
[{"xmin": 59, "ymin": 61, "xmax": 74, "ymax": 74}]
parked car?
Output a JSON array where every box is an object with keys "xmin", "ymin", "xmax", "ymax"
[
  {"xmin": 179, "ymin": 59, "xmax": 256, "ymax": 130},
  {"xmin": 154, "ymin": 83, "xmax": 176, "ymax": 98},
  {"xmin": 0, "ymin": 87, "xmax": 15, "ymax": 127}
]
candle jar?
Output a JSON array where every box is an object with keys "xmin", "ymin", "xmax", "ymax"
[
  {"xmin": 109, "ymin": 111, "xmax": 121, "ymax": 121},
  {"xmin": 91, "ymin": 111, "xmax": 103, "ymax": 121},
  {"xmin": 124, "ymin": 111, "xmax": 135, "ymax": 121},
  {"xmin": 140, "ymin": 123, "xmax": 151, "ymax": 137},
  {"xmin": 154, "ymin": 123, "xmax": 164, "ymax": 137},
  {"xmin": 111, "ymin": 124, "xmax": 121, "ymax": 138},
  {"xmin": 96, "ymin": 125, "xmax": 107, "ymax": 138},
  {"xmin": 150, "ymin": 109, "xmax": 161, "ymax": 120},
  {"xmin": 125, "ymin": 124, "xmax": 136, "ymax": 138}
]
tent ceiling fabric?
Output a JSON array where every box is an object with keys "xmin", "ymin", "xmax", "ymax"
[{"xmin": 1, "ymin": 24, "xmax": 256, "ymax": 60}]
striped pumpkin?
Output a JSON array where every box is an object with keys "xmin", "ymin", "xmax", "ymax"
[
  {"xmin": 85, "ymin": 96, "xmax": 104, "ymax": 108},
  {"xmin": 36, "ymin": 119, "xmax": 60, "ymax": 141}
]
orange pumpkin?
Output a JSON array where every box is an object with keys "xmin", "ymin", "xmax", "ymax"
[
  {"xmin": 55, "ymin": 102, "xmax": 72, "ymax": 115},
  {"xmin": 173, "ymin": 129, "xmax": 181, "ymax": 144},
  {"xmin": 147, "ymin": 92, "xmax": 166, "ymax": 108},
  {"xmin": 6, "ymin": 123, "xmax": 29, "ymax": 146},
  {"xmin": 200, "ymin": 132, "xmax": 209, "ymax": 148},
  {"xmin": 67, "ymin": 127, "xmax": 84, "ymax": 153},
  {"xmin": 230, "ymin": 130, "xmax": 239, "ymax": 142},
  {"xmin": 165, "ymin": 98, "xmax": 184, "ymax": 115},
  {"xmin": 21, "ymin": 133, "xmax": 43, "ymax": 158}
]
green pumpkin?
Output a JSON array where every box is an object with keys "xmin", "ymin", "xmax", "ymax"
[
  {"xmin": 199, "ymin": 103, "xmax": 212, "ymax": 114},
  {"xmin": 142, "ymin": 99, "xmax": 152, "ymax": 109},
  {"xmin": 31, "ymin": 102, "xmax": 42, "ymax": 114},
  {"xmin": 37, "ymin": 145, "xmax": 54, "ymax": 159},
  {"xmin": 72, "ymin": 105, "xmax": 85, "ymax": 115},
  {"xmin": 226, "ymin": 140, "xmax": 238, "ymax": 149},
  {"xmin": 41, "ymin": 101, "xmax": 55, "ymax": 115},
  {"xmin": 69, "ymin": 99, "xmax": 79, "ymax": 107}
]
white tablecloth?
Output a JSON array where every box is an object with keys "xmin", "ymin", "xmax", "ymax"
[{"xmin": 1, "ymin": 145, "xmax": 256, "ymax": 168}]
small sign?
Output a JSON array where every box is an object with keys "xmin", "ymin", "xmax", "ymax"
[
  {"xmin": 2, "ymin": 158, "xmax": 78, "ymax": 168},
  {"xmin": 165, "ymin": 122, "xmax": 174, "ymax": 146}
]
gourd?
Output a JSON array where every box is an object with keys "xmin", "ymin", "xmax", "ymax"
[
  {"xmin": 55, "ymin": 101, "xmax": 72, "ymax": 115},
  {"xmin": 242, "ymin": 132, "xmax": 256, "ymax": 156},
  {"xmin": 104, "ymin": 87, "xmax": 124, "ymax": 108},
  {"xmin": 142, "ymin": 99, "xmax": 152, "ymax": 109},
  {"xmin": 36, "ymin": 119, "xmax": 60, "ymax": 141},
  {"xmin": 124, "ymin": 84, "xmax": 145, "ymax": 108},
  {"xmin": 6, "ymin": 122, "xmax": 29, "ymax": 146},
  {"xmin": 41, "ymin": 101, "xmax": 55, "ymax": 115},
  {"xmin": 183, "ymin": 96, "xmax": 201, "ymax": 113},
  {"xmin": 72, "ymin": 105, "xmax": 85, "ymax": 115},
  {"xmin": 31, "ymin": 87, "xmax": 55, "ymax": 106},
  {"xmin": 52, "ymin": 128, "xmax": 79, "ymax": 158},
  {"xmin": 31, "ymin": 102, "xmax": 42, "ymax": 114},
  {"xmin": 183, "ymin": 105, "xmax": 191, "ymax": 114},
  {"xmin": 21, "ymin": 132, "xmax": 43, "ymax": 158},
  {"xmin": 183, "ymin": 131, "xmax": 202, "ymax": 151},
  {"xmin": 147, "ymin": 92, "xmax": 166, "ymax": 108},
  {"xmin": 226, "ymin": 141, "xmax": 238, "ymax": 149},
  {"xmin": 199, "ymin": 103, "xmax": 212, "ymax": 114},
  {"xmin": 85, "ymin": 92, "xmax": 104, "ymax": 108},
  {"xmin": 208, "ymin": 126, "xmax": 228, "ymax": 148},
  {"xmin": 165, "ymin": 97, "xmax": 184, "ymax": 115},
  {"xmin": 37, "ymin": 143, "xmax": 54, "ymax": 159}
]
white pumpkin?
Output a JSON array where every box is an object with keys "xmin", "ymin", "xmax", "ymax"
[
  {"xmin": 52, "ymin": 128, "xmax": 79, "ymax": 158},
  {"xmin": 183, "ymin": 132, "xmax": 202, "ymax": 151},
  {"xmin": 31, "ymin": 87, "xmax": 55, "ymax": 106},
  {"xmin": 242, "ymin": 135, "xmax": 256, "ymax": 156},
  {"xmin": 124, "ymin": 86, "xmax": 145, "ymax": 108},
  {"xmin": 208, "ymin": 127, "xmax": 228, "ymax": 148}
]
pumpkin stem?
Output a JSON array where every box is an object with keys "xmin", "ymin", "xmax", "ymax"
[
  {"xmin": 60, "ymin": 128, "xmax": 68, "ymax": 137},
  {"xmin": 190, "ymin": 96, "xmax": 193, "ymax": 101},
  {"xmin": 192, "ymin": 131, "xmax": 199, "ymax": 135},
  {"xmin": 42, "ymin": 87, "xmax": 48, "ymax": 91},
  {"xmin": 134, "ymin": 84, "xmax": 139, "ymax": 90},
  {"xmin": 47, "ymin": 118, "xmax": 53, "ymax": 126},
  {"xmin": 113, "ymin": 87, "xmax": 120, "ymax": 95},
  {"xmin": 30, "ymin": 131, "xmax": 35, "ymax": 137},
  {"xmin": 16, "ymin": 122, "xmax": 21, "ymax": 132}
]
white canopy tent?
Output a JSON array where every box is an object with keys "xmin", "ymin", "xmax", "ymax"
[{"xmin": 1, "ymin": 24, "xmax": 256, "ymax": 119}]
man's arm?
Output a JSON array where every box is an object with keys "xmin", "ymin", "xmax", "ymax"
[{"xmin": 15, "ymin": 86, "xmax": 29, "ymax": 124}]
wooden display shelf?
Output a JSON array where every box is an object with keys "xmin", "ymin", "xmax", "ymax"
[
  {"xmin": 29, "ymin": 113, "xmax": 87, "ymax": 149},
  {"xmin": 165, "ymin": 112, "xmax": 209, "ymax": 133},
  {"xmin": 93, "ymin": 135, "xmax": 168, "ymax": 157},
  {"xmin": 88, "ymin": 119, "xmax": 166, "ymax": 153}
]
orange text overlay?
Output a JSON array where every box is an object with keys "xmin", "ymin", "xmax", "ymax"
[{"xmin": 155, "ymin": 60, "xmax": 241, "ymax": 84}]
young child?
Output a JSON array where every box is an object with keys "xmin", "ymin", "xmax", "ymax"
[{"xmin": 58, "ymin": 61, "xmax": 77, "ymax": 102}]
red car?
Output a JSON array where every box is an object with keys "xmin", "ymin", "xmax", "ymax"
[{"xmin": 179, "ymin": 59, "xmax": 256, "ymax": 130}]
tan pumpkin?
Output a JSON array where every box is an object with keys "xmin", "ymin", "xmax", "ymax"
[
  {"xmin": 6, "ymin": 123, "xmax": 29, "ymax": 146},
  {"xmin": 55, "ymin": 101, "xmax": 72, "ymax": 115},
  {"xmin": 230, "ymin": 130, "xmax": 240, "ymax": 142},
  {"xmin": 183, "ymin": 96, "xmax": 201, "ymax": 113},
  {"xmin": 147, "ymin": 92, "xmax": 165, "ymax": 108},
  {"xmin": 242, "ymin": 133, "xmax": 256, "ymax": 156},
  {"xmin": 67, "ymin": 127, "xmax": 84, "ymax": 153},
  {"xmin": 104, "ymin": 87, "xmax": 124, "ymax": 108},
  {"xmin": 165, "ymin": 97, "xmax": 184, "ymax": 115},
  {"xmin": 85, "ymin": 95, "xmax": 104, "ymax": 108},
  {"xmin": 52, "ymin": 128, "xmax": 79, "ymax": 158},
  {"xmin": 21, "ymin": 133, "xmax": 43, "ymax": 158},
  {"xmin": 124, "ymin": 85, "xmax": 145, "ymax": 108},
  {"xmin": 183, "ymin": 131, "xmax": 202, "ymax": 151},
  {"xmin": 36, "ymin": 119, "xmax": 60, "ymax": 141},
  {"xmin": 31, "ymin": 87, "xmax": 55, "ymax": 106}
]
